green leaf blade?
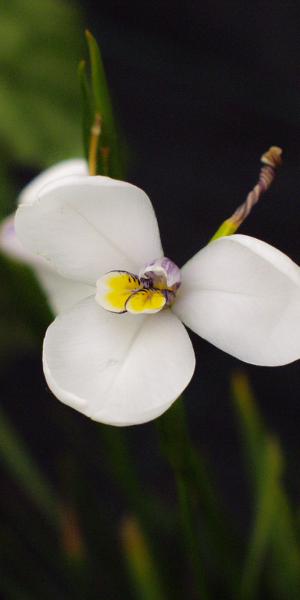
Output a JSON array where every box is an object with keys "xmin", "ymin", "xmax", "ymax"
[{"xmin": 85, "ymin": 30, "xmax": 124, "ymax": 178}]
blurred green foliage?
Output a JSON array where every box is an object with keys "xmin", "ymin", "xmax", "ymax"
[
  {"xmin": 232, "ymin": 373, "xmax": 300, "ymax": 600},
  {"xmin": 0, "ymin": 0, "xmax": 83, "ymax": 355},
  {"xmin": 0, "ymin": 0, "xmax": 83, "ymax": 216},
  {"xmin": 2, "ymin": 368, "xmax": 300, "ymax": 599}
]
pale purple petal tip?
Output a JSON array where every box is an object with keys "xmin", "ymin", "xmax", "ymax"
[{"xmin": 140, "ymin": 256, "xmax": 181, "ymax": 290}]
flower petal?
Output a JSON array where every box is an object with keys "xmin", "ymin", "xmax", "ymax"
[
  {"xmin": 43, "ymin": 298, "xmax": 195, "ymax": 426},
  {"xmin": 173, "ymin": 234, "xmax": 300, "ymax": 366},
  {"xmin": 18, "ymin": 159, "xmax": 88, "ymax": 206},
  {"xmin": 15, "ymin": 176, "xmax": 163, "ymax": 284}
]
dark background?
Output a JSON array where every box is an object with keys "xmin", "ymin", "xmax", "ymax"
[{"xmin": 1, "ymin": 2, "xmax": 300, "ymax": 596}]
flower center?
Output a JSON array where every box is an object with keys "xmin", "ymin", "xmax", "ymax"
[{"xmin": 95, "ymin": 257, "xmax": 181, "ymax": 314}]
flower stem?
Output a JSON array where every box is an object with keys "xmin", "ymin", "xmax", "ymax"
[{"xmin": 157, "ymin": 399, "xmax": 210, "ymax": 600}]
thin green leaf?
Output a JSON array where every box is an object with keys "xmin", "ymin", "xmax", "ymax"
[
  {"xmin": 85, "ymin": 30, "xmax": 115, "ymax": 139},
  {"xmin": 239, "ymin": 437, "xmax": 282, "ymax": 599},
  {"xmin": 231, "ymin": 371, "xmax": 265, "ymax": 490},
  {"xmin": 78, "ymin": 60, "xmax": 93, "ymax": 162},
  {"xmin": 158, "ymin": 397, "xmax": 240, "ymax": 596},
  {"xmin": 232, "ymin": 371, "xmax": 300, "ymax": 599},
  {"xmin": 85, "ymin": 30, "xmax": 124, "ymax": 178},
  {"xmin": 267, "ymin": 488, "xmax": 300, "ymax": 599},
  {"xmin": 120, "ymin": 516, "xmax": 167, "ymax": 600}
]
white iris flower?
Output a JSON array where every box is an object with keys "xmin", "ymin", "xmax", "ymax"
[{"xmin": 3, "ymin": 160, "xmax": 300, "ymax": 425}]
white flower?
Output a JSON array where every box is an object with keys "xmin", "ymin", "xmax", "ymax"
[
  {"xmin": 0, "ymin": 160, "xmax": 92, "ymax": 313},
  {"xmin": 13, "ymin": 166, "xmax": 300, "ymax": 426}
]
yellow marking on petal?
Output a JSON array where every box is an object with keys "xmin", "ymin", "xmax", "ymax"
[
  {"xmin": 96, "ymin": 271, "xmax": 142, "ymax": 313},
  {"xmin": 126, "ymin": 289, "xmax": 166, "ymax": 314}
]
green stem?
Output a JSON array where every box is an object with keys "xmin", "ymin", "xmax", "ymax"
[{"xmin": 210, "ymin": 218, "xmax": 237, "ymax": 242}]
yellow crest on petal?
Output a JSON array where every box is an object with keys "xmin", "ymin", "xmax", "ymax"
[
  {"xmin": 126, "ymin": 289, "xmax": 166, "ymax": 314},
  {"xmin": 96, "ymin": 271, "xmax": 142, "ymax": 313}
]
